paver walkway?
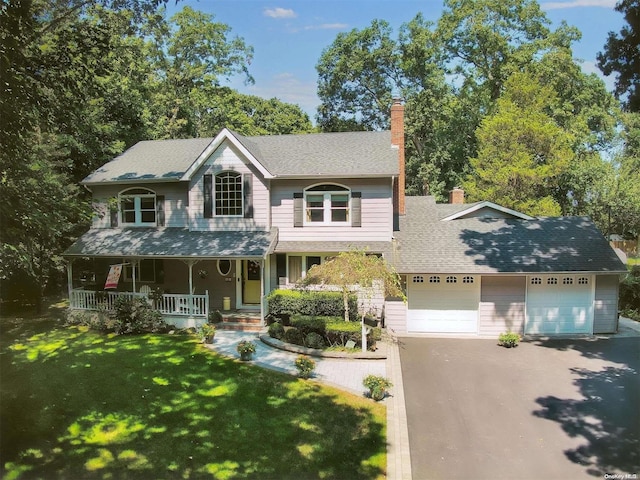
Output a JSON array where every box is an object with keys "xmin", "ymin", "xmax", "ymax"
[{"xmin": 208, "ymin": 330, "xmax": 386, "ymax": 395}]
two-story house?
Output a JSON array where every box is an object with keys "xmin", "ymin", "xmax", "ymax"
[{"xmin": 64, "ymin": 100, "xmax": 627, "ymax": 336}]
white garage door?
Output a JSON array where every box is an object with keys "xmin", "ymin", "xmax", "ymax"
[
  {"xmin": 525, "ymin": 275, "xmax": 593, "ymax": 335},
  {"xmin": 407, "ymin": 275, "xmax": 480, "ymax": 333}
]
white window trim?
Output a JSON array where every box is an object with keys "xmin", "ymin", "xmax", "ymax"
[
  {"xmin": 119, "ymin": 188, "xmax": 156, "ymax": 227},
  {"xmin": 285, "ymin": 253, "xmax": 329, "ymax": 284},
  {"xmin": 215, "ymin": 171, "xmax": 244, "ymax": 218},
  {"xmin": 303, "ymin": 184, "xmax": 350, "ymax": 226},
  {"xmin": 123, "ymin": 259, "xmax": 156, "ymax": 283}
]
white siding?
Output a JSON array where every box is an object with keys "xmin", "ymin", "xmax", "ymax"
[
  {"xmin": 90, "ymin": 183, "xmax": 189, "ymax": 228},
  {"xmin": 271, "ymin": 178, "xmax": 393, "ymax": 242},
  {"xmin": 189, "ymin": 142, "xmax": 269, "ymax": 231},
  {"xmin": 479, "ymin": 276, "xmax": 526, "ymax": 336},
  {"xmin": 594, "ymin": 275, "xmax": 620, "ymax": 334},
  {"xmin": 384, "ymin": 300, "xmax": 407, "ymax": 335}
]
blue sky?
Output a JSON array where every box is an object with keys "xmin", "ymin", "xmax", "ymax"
[{"xmin": 169, "ymin": 0, "xmax": 625, "ymax": 120}]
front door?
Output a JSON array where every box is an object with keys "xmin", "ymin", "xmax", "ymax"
[{"xmin": 243, "ymin": 260, "xmax": 261, "ymax": 305}]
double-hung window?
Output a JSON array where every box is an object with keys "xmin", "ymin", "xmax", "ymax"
[
  {"xmin": 304, "ymin": 185, "xmax": 350, "ymax": 225},
  {"xmin": 119, "ymin": 188, "xmax": 156, "ymax": 226}
]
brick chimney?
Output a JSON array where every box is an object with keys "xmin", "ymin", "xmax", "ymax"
[
  {"xmin": 391, "ymin": 97, "xmax": 405, "ymax": 216},
  {"xmin": 449, "ymin": 187, "xmax": 465, "ymax": 204}
]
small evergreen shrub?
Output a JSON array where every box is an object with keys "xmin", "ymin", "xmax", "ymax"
[
  {"xmin": 208, "ymin": 310, "xmax": 223, "ymax": 324},
  {"xmin": 498, "ymin": 332, "xmax": 521, "ymax": 348},
  {"xmin": 283, "ymin": 327, "xmax": 305, "ymax": 346},
  {"xmin": 291, "ymin": 315, "xmax": 327, "ymax": 336},
  {"xmin": 267, "ymin": 289, "xmax": 358, "ymax": 319},
  {"xmin": 294, "ymin": 355, "xmax": 316, "ymax": 379},
  {"xmin": 113, "ymin": 297, "xmax": 167, "ymax": 334},
  {"xmin": 304, "ymin": 332, "xmax": 326, "ymax": 349},
  {"xmin": 268, "ymin": 321, "xmax": 285, "ymax": 340}
]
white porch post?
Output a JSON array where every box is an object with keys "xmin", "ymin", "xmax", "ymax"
[
  {"xmin": 260, "ymin": 258, "xmax": 266, "ymax": 324},
  {"xmin": 66, "ymin": 259, "xmax": 74, "ymax": 304},
  {"xmin": 181, "ymin": 259, "xmax": 198, "ymax": 315},
  {"xmin": 131, "ymin": 259, "xmax": 138, "ymax": 293}
]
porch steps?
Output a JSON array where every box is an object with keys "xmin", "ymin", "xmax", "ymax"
[{"xmin": 216, "ymin": 311, "xmax": 262, "ymax": 332}]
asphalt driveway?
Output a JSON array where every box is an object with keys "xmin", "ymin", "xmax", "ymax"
[{"xmin": 399, "ymin": 336, "xmax": 640, "ymax": 479}]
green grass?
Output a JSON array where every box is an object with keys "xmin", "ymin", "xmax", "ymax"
[
  {"xmin": 0, "ymin": 315, "xmax": 386, "ymax": 479},
  {"xmin": 628, "ymin": 257, "xmax": 640, "ymax": 266}
]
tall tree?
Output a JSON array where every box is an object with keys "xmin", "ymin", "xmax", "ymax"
[
  {"xmin": 597, "ymin": 0, "xmax": 640, "ymax": 112},
  {"xmin": 464, "ymin": 72, "xmax": 574, "ymax": 216}
]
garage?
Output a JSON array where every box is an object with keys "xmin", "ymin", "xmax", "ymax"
[
  {"xmin": 407, "ymin": 274, "xmax": 480, "ymax": 333},
  {"xmin": 525, "ymin": 274, "xmax": 594, "ymax": 334}
]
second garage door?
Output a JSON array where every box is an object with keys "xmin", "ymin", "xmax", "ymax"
[
  {"xmin": 407, "ymin": 274, "xmax": 480, "ymax": 333},
  {"xmin": 525, "ymin": 274, "xmax": 594, "ymax": 335}
]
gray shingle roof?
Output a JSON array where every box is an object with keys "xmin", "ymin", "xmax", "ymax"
[
  {"xmin": 230, "ymin": 130, "xmax": 398, "ymax": 177},
  {"xmin": 393, "ymin": 196, "xmax": 627, "ymax": 274},
  {"xmin": 63, "ymin": 228, "xmax": 277, "ymax": 258},
  {"xmin": 82, "ymin": 138, "xmax": 214, "ymax": 184},
  {"xmin": 82, "ymin": 130, "xmax": 399, "ymax": 184}
]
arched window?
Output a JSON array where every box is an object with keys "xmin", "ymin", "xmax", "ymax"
[
  {"xmin": 119, "ymin": 188, "xmax": 156, "ymax": 226},
  {"xmin": 304, "ymin": 184, "xmax": 350, "ymax": 224},
  {"xmin": 215, "ymin": 171, "xmax": 243, "ymax": 216}
]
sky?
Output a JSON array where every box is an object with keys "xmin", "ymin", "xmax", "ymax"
[{"xmin": 167, "ymin": 0, "xmax": 625, "ymax": 121}]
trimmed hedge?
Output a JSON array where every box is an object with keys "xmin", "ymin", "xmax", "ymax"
[{"xmin": 267, "ymin": 290, "xmax": 358, "ymax": 320}]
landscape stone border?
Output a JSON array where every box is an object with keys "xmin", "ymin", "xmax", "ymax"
[{"xmin": 259, "ymin": 334, "xmax": 387, "ymax": 359}]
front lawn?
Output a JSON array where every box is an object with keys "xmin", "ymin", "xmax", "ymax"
[{"xmin": 0, "ymin": 316, "xmax": 386, "ymax": 479}]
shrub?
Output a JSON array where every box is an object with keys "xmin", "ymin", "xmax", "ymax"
[
  {"xmin": 208, "ymin": 310, "xmax": 223, "ymax": 324},
  {"xmin": 291, "ymin": 315, "xmax": 328, "ymax": 336},
  {"xmin": 498, "ymin": 332, "xmax": 521, "ymax": 348},
  {"xmin": 362, "ymin": 375, "xmax": 392, "ymax": 401},
  {"xmin": 283, "ymin": 327, "xmax": 304, "ymax": 346},
  {"xmin": 304, "ymin": 332, "xmax": 326, "ymax": 349},
  {"xmin": 294, "ymin": 355, "xmax": 316, "ymax": 379},
  {"xmin": 268, "ymin": 321, "xmax": 285, "ymax": 340},
  {"xmin": 113, "ymin": 297, "xmax": 167, "ymax": 335},
  {"xmin": 325, "ymin": 320, "xmax": 381, "ymax": 350},
  {"xmin": 620, "ymin": 267, "xmax": 640, "ymax": 312},
  {"xmin": 66, "ymin": 309, "xmax": 114, "ymax": 331},
  {"xmin": 267, "ymin": 289, "xmax": 358, "ymax": 319}
]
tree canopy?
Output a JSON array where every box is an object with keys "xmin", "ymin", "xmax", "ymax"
[
  {"xmin": 597, "ymin": 0, "xmax": 640, "ymax": 112},
  {"xmin": 0, "ymin": 1, "xmax": 312, "ymax": 307}
]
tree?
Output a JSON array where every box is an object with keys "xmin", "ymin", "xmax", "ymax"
[
  {"xmin": 315, "ymin": 2, "xmax": 582, "ymax": 198},
  {"xmin": 316, "ymin": 19, "xmax": 403, "ymax": 131},
  {"xmin": 597, "ymin": 0, "xmax": 640, "ymax": 112},
  {"xmin": 300, "ymin": 249, "xmax": 405, "ymax": 323},
  {"xmin": 464, "ymin": 72, "xmax": 574, "ymax": 216}
]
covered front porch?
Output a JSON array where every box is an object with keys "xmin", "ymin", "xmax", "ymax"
[{"xmin": 63, "ymin": 227, "xmax": 278, "ymax": 327}]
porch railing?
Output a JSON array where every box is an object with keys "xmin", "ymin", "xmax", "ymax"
[{"xmin": 70, "ymin": 289, "xmax": 209, "ymax": 317}]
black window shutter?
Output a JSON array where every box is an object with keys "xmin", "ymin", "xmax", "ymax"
[
  {"xmin": 243, "ymin": 173, "xmax": 253, "ymax": 218},
  {"xmin": 156, "ymin": 195, "xmax": 165, "ymax": 226},
  {"xmin": 203, "ymin": 174, "xmax": 213, "ymax": 218},
  {"xmin": 351, "ymin": 192, "xmax": 362, "ymax": 227},
  {"xmin": 110, "ymin": 199, "xmax": 118, "ymax": 227},
  {"xmin": 293, "ymin": 192, "xmax": 303, "ymax": 227},
  {"xmin": 276, "ymin": 254, "xmax": 287, "ymax": 279}
]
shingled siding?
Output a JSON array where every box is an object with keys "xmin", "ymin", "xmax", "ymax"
[
  {"xmin": 593, "ymin": 275, "xmax": 620, "ymax": 333},
  {"xmin": 271, "ymin": 178, "xmax": 393, "ymax": 242},
  {"xmin": 91, "ymin": 183, "xmax": 189, "ymax": 228},
  {"xmin": 189, "ymin": 142, "xmax": 269, "ymax": 231},
  {"xmin": 479, "ymin": 276, "xmax": 526, "ymax": 336}
]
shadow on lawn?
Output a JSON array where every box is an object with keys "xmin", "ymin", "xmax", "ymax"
[
  {"xmin": 531, "ymin": 337, "xmax": 640, "ymax": 477},
  {"xmin": 1, "ymin": 324, "xmax": 386, "ymax": 479}
]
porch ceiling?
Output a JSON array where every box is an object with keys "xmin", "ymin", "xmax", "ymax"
[{"xmin": 64, "ymin": 227, "xmax": 277, "ymax": 259}]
